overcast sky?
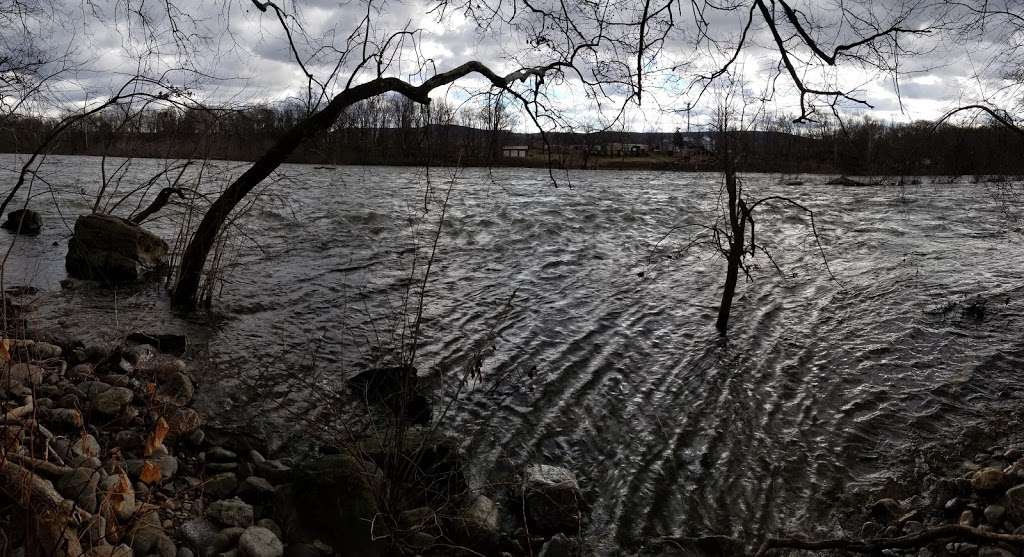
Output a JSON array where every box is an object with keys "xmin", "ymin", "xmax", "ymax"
[{"xmin": 13, "ymin": 0, "xmax": 1022, "ymax": 132}]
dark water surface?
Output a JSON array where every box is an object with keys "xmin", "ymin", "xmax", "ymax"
[{"xmin": 4, "ymin": 154, "xmax": 1024, "ymax": 549}]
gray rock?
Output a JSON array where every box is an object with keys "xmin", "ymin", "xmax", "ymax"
[
  {"xmin": 29, "ymin": 341, "xmax": 62, "ymax": 360},
  {"xmin": 57, "ymin": 467, "xmax": 99, "ymax": 513},
  {"xmin": 1006, "ymin": 484, "xmax": 1024, "ymax": 523},
  {"xmin": 179, "ymin": 518, "xmax": 227, "ymax": 552},
  {"xmin": 207, "ymin": 498, "xmax": 254, "ymax": 528},
  {"xmin": 2, "ymin": 208, "xmax": 42, "ymax": 235},
  {"xmin": 71, "ymin": 433, "xmax": 101, "ymax": 459},
  {"xmin": 204, "ymin": 472, "xmax": 238, "ymax": 499},
  {"xmin": 463, "ymin": 494, "xmax": 499, "ymax": 532},
  {"xmin": 522, "ymin": 464, "xmax": 584, "ymax": 536},
  {"xmin": 79, "ymin": 380, "xmax": 112, "ymax": 398},
  {"xmin": 92, "ymin": 386, "xmax": 133, "ymax": 415},
  {"xmin": 66, "ymin": 213, "xmax": 169, "ymax": 283},
  {"xmin": 979, "ymin": 548, "xmax": 1016, "ymax": 557},
  {"xmin": 238, "ymin": 476, "xmax": 274, "ymax": 503},
  {"xmin": 220, "ymin": 527, "xmax": 245, "ymax": 543},
  {"xmin": 128, "ymin": 524, "xmax": 176, "ymax": 557},
  {"xmin": 99, "ymin": 472, "xmax": 137, "ymax": 520},
  {"xmin": 2, "ymin": 363, "xmax": 43, "ymax": 392},
  {"xmin": 984, "ymin": 504, "xmax": 1006, "ymax": 524},
  {"xmin": 255, "ymin": 519, "xmax": 282, "ymax": 541},
  {"xmin": 238, "ymin": 527, "xmax": 284, "ymax": 557},
  {"xmin": 178, "ymin": 549, "xmax": 195, "ymax": 557},
  {"xmin": 254, "ymin": 459, "xmax": 291, "ymax": 484},
  {"xmin": 207, "ymin": 462, "xmax": 238, "ymax": 473},
  {"xmin": 207, "ymin": 447, "xmax": 237, "ymax": 463}
]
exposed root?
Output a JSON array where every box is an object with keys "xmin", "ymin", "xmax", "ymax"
[{"xmin": 756, "ymin": 525, "xmax": 1024, "ymax": 555}]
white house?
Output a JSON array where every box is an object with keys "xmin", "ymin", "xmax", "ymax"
[{"xmin": 502, "ymin": 145, "xmax": 529, "ymax": 158}]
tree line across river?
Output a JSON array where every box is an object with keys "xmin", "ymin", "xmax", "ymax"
[{"xmin": 2, "ymin": 93, "xmax": 1024, "ymax": 176}]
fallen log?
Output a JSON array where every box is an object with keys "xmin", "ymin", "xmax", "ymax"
[{"xmin": 756, "ymin": 524, "xmax": 1024, "ymax": 555}]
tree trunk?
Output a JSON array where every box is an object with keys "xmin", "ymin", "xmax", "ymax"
[
  {"xmin": 716, "ymin": 245, "xmax": 741, "ymax": 334},
  {"xmin": 171, "ymin": 79, "xmax": 418, "ymax": 308}
]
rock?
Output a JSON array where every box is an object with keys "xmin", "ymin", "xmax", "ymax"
[
  {"xmin": 972, "ymin": 467, "xmax": 1008, "ymax": 492},
  {"xmin": 30, "ymin": 341, "xmax": 62, "ymax": 360},
  {"xmin": 123, "ymin": 343, "xmax": 157, "ymax": 366},
  {"xmin": 237, "ymin": 476, "xmax": 274, "ymax": 503},
  {"xmin": 959, "ymin": 509, "xmax": 975, "ymax": 526},
  {"xmin": 165, "ymin": 408, "xmax": 203, "ymax": 438},
  {"xmin": 207, "ymin": 462, "xmax": 238, "ymax": 473},
  {"xmin": 71, "ymin": 433, "xmax": 101, "ymax": 459},
  {"xmin": 255, "ymin": 519, "xmax": 282, "ymax": 541},
  {"xmin": 522, "ymin": 464, "xmax": 584, "ymax": 537},
  {"xmin": 869, "ymin": 498, "xmax": 902, "ymax": 524},
  {"xmin": 238, "ymin": 527, "xmax": 284, "ymax": 557},
  {"xmin": 38, "ymin": 407, "xmax": 84, "ymax": 429},
  {"xmin": 179, "ymin": 518, "xmax": 228, "ymax": 552},
  {"xmin": 114, "ymin": 429, "xmax": 145, "ymax": 452},
  {"xmin": 128, "ymin": 524, "xmax": 176, "ymax": 557},
  {"xmin": 100, "ymin": 471, "xmax": 137, "ymax": 521},
  {"xmin": 204, "ymin": 472, "xmax": 238, "ymax": 499},
  {"xmin": 207, "ymin": 447, "xmax": 237, "ymax": 463},
  {"xmin": 947, "ymin": 542, "xmax": 979, "ymax": 555},
  {"xmin": 66, "ymin": 213, "xmax": 169, "ymax": 283},
  {"xmin": 984, "ymin": 504, "xmax": 1006, "ymax": 524},
  {"xmin": 538, "ymin": 533, "xmax": 576, "ymax": 557},
  {"xmin": 463, "ymin": 494, "xmax": 499, "ymax": 532},
  {"xmin": 92, "ymin": 386, "xmax": 134, "ymax": 415},
  {"xmin": 178, "ymin": 549, "xmax": 195, "ymax": 557},
  {"xmin": 221, "ymin": 527, "xmax": 245, "ymax": 543},
  {"xmin": 1, "ymin": 363, "xmax": 43, "ymax": 391},
  {"xmin": 56, "ymin": 467, "xmax": 99, "ymax": 513},
  {"xmin": 207, "ymin": 498, "xmax": 254, "ymax": 528},
  {"xmin": 288, "ymin": 454, "xmax": 384, "ymax": 555},
  {"xmin": 79, "ymin": 380, "xmax": 113, "ymax": 398},
  {"xmin": 254, "ymin": 459, "xmax": 291, "ymax": 484},
  {"xmin": 156, "ymin": 372, "xmax": 195, "ymax": 405},
  {"xmin": 3, "ymin": 208, "xmax": 42, "ymax": 235},
  {"xmin": 1006, "ymin": 484, "xmax": 1024, "ymax": 523},
  {"xmin": 347, "ymin": 365, "xmax": 432, "ymax": 424}
]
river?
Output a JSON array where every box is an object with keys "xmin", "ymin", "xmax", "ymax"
[{"xmin": 3, "ymin": 154, "xmax": 1024, "ymax": 549}]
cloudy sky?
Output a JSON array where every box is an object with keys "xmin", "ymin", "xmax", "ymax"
[{"xmin": 11, "ymin": 0, "xmax": 1022, "ymax": 132}]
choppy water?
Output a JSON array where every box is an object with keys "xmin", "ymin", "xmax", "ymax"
[{"xmin": 4, "ymin": 154, "xmax": 1024, "ymax": 549}]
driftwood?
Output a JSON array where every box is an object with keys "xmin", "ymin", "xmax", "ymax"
[
  {"xmin": 756, "ymin": 524, "xmax": 1024, "ymax": 555},
  {"xmin": 0, "ymin": 460, "xmax": 84, "ymax": 556}
]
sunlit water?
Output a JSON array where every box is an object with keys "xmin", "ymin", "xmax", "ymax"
[{"xmin": 3, "ymin": 154, "xmax": 1024, "ymax": 549}]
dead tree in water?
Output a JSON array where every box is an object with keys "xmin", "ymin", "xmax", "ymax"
[{"xmin": 682, "ymin": 122, "xmax": 834, "ymax": 335}]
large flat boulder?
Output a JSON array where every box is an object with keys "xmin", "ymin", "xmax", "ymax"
[{"xmin": 66, "ymin": 214, "xmax": 169, "ymax": 283}]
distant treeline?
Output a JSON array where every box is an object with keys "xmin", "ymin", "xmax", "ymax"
[{"xmin": 2, "ymin": 94, "xmax": 1023, "ymax": 175}]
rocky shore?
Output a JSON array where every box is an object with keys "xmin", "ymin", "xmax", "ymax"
[{"xmin": 0, "ymin": 331, "xmax": 592, "ymax": 557}]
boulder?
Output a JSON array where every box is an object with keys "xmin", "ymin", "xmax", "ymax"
[
  {"xmin": 2, "ymin": 208, "xmax": 42, "ymax": 235},
  {"xmin": 288, "ymin": 454, "xmax": 385, "ymax": 556},
  {"xmin": 1006, "ymin": 484, "xmax": 1024, "ymax": 523},
  {"xmin": 204, "ymin": 472, "xmax": 239, "ymax": 499},
  {"xmin": 238, "ymin": 527, "xmax": 284, "ymax": 557},
  {"xmin": 521, "ymin": 464, "xmax": 585, "ymax": 537},
  {"xmin": 348, "ymin": 365, "xmax": 432, "ymax": 425},
  {"xmin": 65, "ymin": 213, "xmax": 169, "ymax": 283},
  {"xmin": 1, "ymin": 363, "xmax": 43, "ymax": 392}
]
